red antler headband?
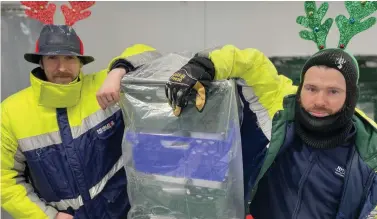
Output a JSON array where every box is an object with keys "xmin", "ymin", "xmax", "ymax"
[{"xmin": 20, "ymin": 1, "xmax": 95, "ymax": 26}]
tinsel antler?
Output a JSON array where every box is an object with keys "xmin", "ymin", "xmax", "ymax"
[
  {"xmin": 335, "ymin": 1, "xmax": 377, "ymax": 49},
  {"xmin": 296, "ymin": 1, "xmax": 333, "ymax": 50},
  {"xmin": 61, "ymin": 1, "xmax": 96, "ymax": 26},
  {"xmin": 20, "ymin": 1, "xmax": 57, "ymax": 24},
  {"xmin": 297, "ymin": 1, "xmax": 377, "ymax": 51}
]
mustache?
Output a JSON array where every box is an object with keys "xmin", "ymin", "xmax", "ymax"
[
  {"xmin": 298, "ymin": 99, "xmax": 332, "ymax": 114},
  {"xmin": 55, "ymin": 72, "xmax": 73, "ymax": 77}
]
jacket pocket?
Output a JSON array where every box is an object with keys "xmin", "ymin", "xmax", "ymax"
[
  {"xmin": 76, "ymin": 111, "xmax": 124, "ymax": 192},
  {"xmin": 100, "ymin": 169, "xmax": 129, "ymax": 219},
  {"xmin": 26, "ymin": 145, "xmax": 76, "ymax": 199},
  {"xmin": 101, "ymin": 186, "xmax": 129, "ymax": 219},
  {"xmin": 25, "ymin": 154, "xmax": 58, "ymax": 202}
]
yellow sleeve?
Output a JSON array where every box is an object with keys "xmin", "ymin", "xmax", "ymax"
[
  {"xmin": 369, "ymin": 206, "xmax": 377, "ymax": 219},
  {"xmin": 107, "ymin": 43, "xmax": 162, "ymax": 72},
  {"xmin": 1, "ymin": 104, "xmax": 58, "ymax": 219},
  {"xmin": 89, "ymin": 44, "xmax": 162, "ymax": 87},
  {"xmin": 205, "ymin": 45, "xmax": 298, "ymax": 118}
]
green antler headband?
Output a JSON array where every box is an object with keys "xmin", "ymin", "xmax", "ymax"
[{"xmin": 297, "ymin": 1, "xmax": 377, "ymax": 50}]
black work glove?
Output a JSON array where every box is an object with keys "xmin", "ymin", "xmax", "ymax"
[{"xmin": 165, "ymin": 56, "xmax": 215, "ymax": 116}]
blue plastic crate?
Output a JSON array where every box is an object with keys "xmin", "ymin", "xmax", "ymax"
[{"xmin": 126, "ymin": 127, "xmax": 236, "ymax": 182}]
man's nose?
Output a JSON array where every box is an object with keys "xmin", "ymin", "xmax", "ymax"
[
  {"xmin": 313, "ymin": 91, "xmax": 327, "ymax": 107},
  {"xmin": 57, "ymin": 60, "xmax": 67, "ymax": 72}
]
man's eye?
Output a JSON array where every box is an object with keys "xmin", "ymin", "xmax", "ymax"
[
  {"xmin": 305, "ymin": 87, "xmax": 315, "ymax": 92},
  {"xmin": 330, "ymin": 90, "xmax": 339, "ymax": 94}
]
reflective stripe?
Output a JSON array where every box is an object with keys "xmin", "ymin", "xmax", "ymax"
[
  {"xmin": 14, "ymin": 148, "xmax": 26, "ymax": 174},
  {"xmin": 49, "ymin": 156, "xmax": 124, "ymax": 211},
  {"xmin": 21, "ymin": 182, "xmax": 58, "ymax": 218},
  {"xmin": 71, "ymin": 105, "xmax": 120, "ymax": 139},
  {"xmin": 50, "ymin": 196, "xmax": 84, "ymax": 211},
  {"xmin": 18, "ymin": 131, "xmax": 61, "ymax": 152},
  {"xmin": 238, "ymin": 79, "xmax": 272, "ymax": 142},
  {"xmin": 16, "ymin": 105, "xmax": 124, "ymax": 211},
  {"xmin": 89, "ymin": 155, "xmax": 124, "ymax": 198},
  {"xmin": 17, "ymin": 105, "xmax": 120, "ymax": 152}
]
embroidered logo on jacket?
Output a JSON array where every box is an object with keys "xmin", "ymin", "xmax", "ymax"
[
  {"xmin": 334, "ymin": 166, "xmax": 345, "ymax": 177},
  {"xmin": 97, "ymin": 120, "xmax": 115, "ymax": 134}
]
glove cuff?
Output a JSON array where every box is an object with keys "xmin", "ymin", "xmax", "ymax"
[
  {"xmin": 109, "ymin": 59, "xmax": 135, "ymax": 73},
  {"xmin": 183, "ymin": 56, "xmax": 215, "ymax": 81}
]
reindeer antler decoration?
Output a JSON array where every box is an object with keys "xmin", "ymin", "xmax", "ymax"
[
  {"xmin": 296, "ymin": 1, "xmax": 333, "ymax": 50},
  {"xmin": 336, "ymin": 1, "xmax": 377, "ymax": 49},
  {"xmin": 61, "ymin": 1, "xmax": 96, "ymax": 26},
  {"xmin": 20, "ymin": 1, "xmax": 57, "ymax": 24},
  {"xmin": 297, "ymin": 1, "xmax": 377, "ymax": 50},
  {"xmin": 20, "ymin": 1, "xmax": 95, "ymax": 26}
]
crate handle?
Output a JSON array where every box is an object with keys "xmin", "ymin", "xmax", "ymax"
[{"xmin": 161, "ymin": 140, "xmax": 190, "ymax": 149}]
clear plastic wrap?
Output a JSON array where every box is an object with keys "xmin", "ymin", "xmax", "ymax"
[{"xmin": 118, "ymin": 53, "xmax": 245, "ymax": 219}]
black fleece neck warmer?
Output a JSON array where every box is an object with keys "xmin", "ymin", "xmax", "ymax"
[{"xmin": 294, "ymin": 48, "xmax": 359, "ymax": 149}]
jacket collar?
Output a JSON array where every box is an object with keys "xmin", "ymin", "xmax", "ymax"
[
  {"xmin": 281, "ymin": 94, "xmax": 296, "ymax": 121},
  {"xmin": 30, "ymin": 67, "xmax": 83, "ymax": 108}
]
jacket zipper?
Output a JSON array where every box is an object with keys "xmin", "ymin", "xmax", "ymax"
[
  {"xmin": 292, "ymin": 151, "xmax": 318, "ymax": 219},
  {"xmin": 56, "ymin": 109, "xmax": 91, "ymax": 205}
]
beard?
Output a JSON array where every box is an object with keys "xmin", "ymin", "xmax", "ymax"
[
  {"xmin": 296, "ymin": 98, "xmax": 345, "ymax": 133},
  {"xmin": 294, "ymin": 95, "xmax": 355, "ymax": 149}
]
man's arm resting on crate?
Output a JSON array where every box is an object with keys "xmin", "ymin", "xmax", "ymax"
[
  {"xmin": 165, "ymin": 44, "xmax": 297, "ymax": 118},
  {"xmin": 97, "ymin": 44, "xmax": 163, "ymax": 109}
]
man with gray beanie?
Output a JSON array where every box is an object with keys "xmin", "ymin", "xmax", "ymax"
[{"xmin": 164, "ymin": 1, "xmax": 377, "ymax": 218}]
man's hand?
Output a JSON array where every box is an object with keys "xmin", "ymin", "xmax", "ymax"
[
  {"xmin": 55, "ymin": 212, "xmax": 73, "ymax": 219},
  {"xmin": 165, "ymin": 57, "xmax": 215, "ymax": 116},
  {"xmin": 96, "ymin": 68, "xmax": 126, "ymax": 110}
]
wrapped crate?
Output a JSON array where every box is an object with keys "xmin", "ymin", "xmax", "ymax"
[{"xmin": 119, "ymin": 53, "xmax": 245, "ymax": 219}]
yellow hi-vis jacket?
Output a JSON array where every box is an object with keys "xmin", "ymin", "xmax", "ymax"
[{"xmin": 1, "ymin": 44, "xmax": 161, "ymax": 219}]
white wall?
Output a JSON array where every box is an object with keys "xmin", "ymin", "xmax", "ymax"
[
  {"xmin": 204, "ymin": 1, "xmax": 376, "ymax": 56},
  {"xmin": 2, "ymin": 1, "xmax": 377, "ymax": 74},
  {"xmin": 66, "ymin": 1, "xmax": 377, "ymax": 73}
]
